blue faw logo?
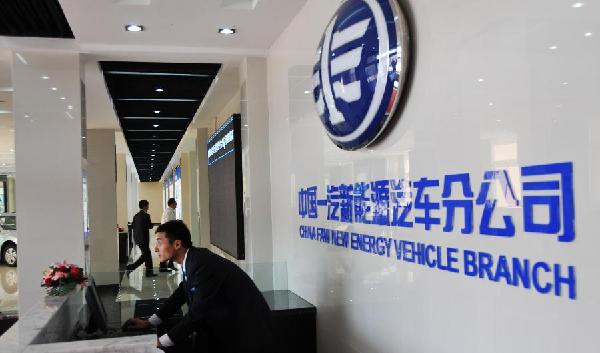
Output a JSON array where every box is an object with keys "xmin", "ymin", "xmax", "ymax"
[{"xmin": 313, "ymin": 0, "xmax": 410, "ymax": 150}]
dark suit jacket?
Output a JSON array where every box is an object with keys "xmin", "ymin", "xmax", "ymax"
[
  {"xmin": 156, "ymin": 247, "xmax": 274, "ymax": 353},
  {"xmin": 132, "ymin": 210, "xmax": 152, "ymax": 245}
]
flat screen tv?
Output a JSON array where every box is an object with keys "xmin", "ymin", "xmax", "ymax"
[{"xmin": 207, "ymin": 114, "xmax": 244, "ymax": 259}]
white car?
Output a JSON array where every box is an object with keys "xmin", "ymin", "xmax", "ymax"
[{"xmin": 0, "ymin": 214, "xmax": 17, "ymax": 267}]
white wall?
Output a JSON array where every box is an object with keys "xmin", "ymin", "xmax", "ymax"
[{"xmin": 267, "ymin": 1, "xmax": 600, "ymax": 352}]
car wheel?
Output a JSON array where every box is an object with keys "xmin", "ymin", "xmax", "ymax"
[
  {"xmin": 0, "ymin": 267, "xmax": 17, "ymax": 294},
  {"xmin": 2, "ymin": 244, "xmax": 17, "ymax": 267}
]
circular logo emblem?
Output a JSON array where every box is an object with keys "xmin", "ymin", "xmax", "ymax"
[{"xmin": 312, "ymin": 0, "xmax": 410, "ymax": 150}]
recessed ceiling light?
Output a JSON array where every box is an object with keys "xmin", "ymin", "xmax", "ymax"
[
  {"xmin": 41, "ymin": 76, "xmax": 49, "ymax": 80},
  {"xmin": 125, "ymin": 24, "xmax": 144, "ymax": 32},
  {"xmin": 153, "ymin": 124, "xmax": 159, "ymax": 128},
  {"xmin": 478, "ymin": 78, "xmax": 485, "ymax": 82},
  {"xmin": 549, "ymin": 45, "xmax": 558, "ymax": 50},
  {"xmin": 303, "ymin": 90, "xmax": 310, "ymax": 94},
  {"xmin": 585, "ymin": 32, "xmax": 592, "ymax": 37},
  {"xmin": 218, "ymin": 27, "xmax": 236, "ymax": 35},
  {"xmin": 68, "ymin": 105, "xmax": 73, "ymax": 110},
  {"xmin": 572, "ymin": 2, "xmax": 584, "ymax": 8},
  {"xmin": 154, "ymin": 110, "xmax": 160, "ymax": 114},
  {"xmin": 9, "ymin": 149, "xmax": 14, "ymax": 152},
  {"xmin": 51, "ymin": 87, "xmax": 57, "ymax": 91},
  {"xmin": 60, "ymin": 97, "xmax": 66, "ymax": 100},
  {"xmin": 155, "ymin": 88, "xmax": 164, "ymax": 92},
  {"xmin": 152, "ymin": 149, "xmax": 155, "ymax": 152}
]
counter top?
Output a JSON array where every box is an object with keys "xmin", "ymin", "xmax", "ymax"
[{"xmin": 0, "ymin": 285, "xmax": 162, "ymax": 353}]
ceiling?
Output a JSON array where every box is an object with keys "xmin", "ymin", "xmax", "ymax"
[
  {"xmin": 0, "ymin": 0, "xmax": 74, "ymax": 39},
  {"xmin": 100, "ymin": 61, "xmax": 220, "ymax": 182},
  {"xmin": 59, "ymin": 0, "xmax": 306, "ymax": 52},
  {"xmin": 0, "ymin": 0, "xmax": 308, "ymax": 179}
]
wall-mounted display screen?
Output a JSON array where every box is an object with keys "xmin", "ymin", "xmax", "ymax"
[{"xmin": 207, "ymin": 114, "xmax": 244, "ymax": 259}]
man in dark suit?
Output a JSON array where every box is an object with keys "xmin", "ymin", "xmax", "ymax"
[
  {"xmin": 126, "ymin": 200, "xmax": 157, "ymax": 277},
  {"xmin": 124, "ymin": 221, "xmax": 274, "ymax": 353}
]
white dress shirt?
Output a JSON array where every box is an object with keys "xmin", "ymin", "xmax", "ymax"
[
  {"xmin": 161, "ymin": 206, "xmax": 176, "ymax": 224},
  {"xmin": 149, "ymin": 249, "xmax": 189, "ymax": 347}
]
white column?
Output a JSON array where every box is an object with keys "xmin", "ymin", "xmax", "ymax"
[
  {"xmin": 13, "ymin": 51, "xmax": 85, "ymax": 312},
  {"xmin": 240, "ymin": 57, "xmax": 273, "ymax": 288},
  {"xmin": 87, "ymin": 129, "xmax": 118, "ymax": 282},
  {"xmin": 116, "ymin": 153, "xmax": 128, "ymax": 228},
  {"xmin": 195, "ymin": 128, "xmax": 211, "ymax": 248},
  {"xmin": 126, "ymin": 155, "xmax": 139, "ymax": 222},
  {"xmin": 188, "ymin": 147, "xmax": 200, "ymax": 245}
]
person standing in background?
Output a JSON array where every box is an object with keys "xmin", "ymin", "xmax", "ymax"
[
  {"xmin": 127, "ymin": 200, "xmax": 157, "ymax": 277},
  {"xmin": 159, "ymin": 198, "xmax": 178, "ymax": 272}
]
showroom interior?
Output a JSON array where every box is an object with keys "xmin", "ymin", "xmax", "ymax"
[{"xmin": 0, "ymin": 0, "xmax": 598, "ymax": 352}]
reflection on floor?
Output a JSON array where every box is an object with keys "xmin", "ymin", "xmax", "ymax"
[
  {"xmin": 116, "ymin": 267, "xmax": 182, "ymax": 302},
  {"xmin": 0, "ymin": 261, "xmax": 183, "ymax": 317},
  {"xmin": 0, "ymin": 265, "xmax": 17, "ymax": 315}
]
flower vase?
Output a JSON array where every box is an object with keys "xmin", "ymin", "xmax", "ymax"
[{"xmin": 46, "ymin": 282, "xmax": 77, "ymax": 296}]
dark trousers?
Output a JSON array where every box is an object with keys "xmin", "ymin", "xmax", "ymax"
[
  {"xmin": 157, "ymin": 322, "xmax": 268, "ymax": 353},
  {"xmin": 159, "ymin": 260, "xmax": 175, "ymax": 269},
  {"xmin": 129, "ymin": 243, "xmax": 153, "ymax": 272}
]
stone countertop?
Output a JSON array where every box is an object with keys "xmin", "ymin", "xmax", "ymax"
[
  {"xmin": 0, "ymin": 289, "xmax": 74, "ymax": 353},
  {"xmin": 0, "ymin": 287, "xmax": 161, "ymax": 353},
  {"xmin": 22, "ymin": 334, "xmax": 161, "ymax": 353}
]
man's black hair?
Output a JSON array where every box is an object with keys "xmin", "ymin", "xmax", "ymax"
[
  {"xmin": 156, "ymin": 220, "xmax": 192, "ymax": 248},
  {"xmin": 167, "ymin": 198, "xmax": 177, "ymax": 206},
  {"xmin": 139, "ymin": 200, "xmax": 149, "ymax": 209}
]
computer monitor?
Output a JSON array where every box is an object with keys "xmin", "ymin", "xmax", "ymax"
[{"xmin": 85, "ymin": 277, "xmax": 108, "ymax": 334}]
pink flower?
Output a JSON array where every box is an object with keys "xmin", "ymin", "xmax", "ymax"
[{"xmin": 52, "ymin": 272, "xmax": 67, "ymax": 281}]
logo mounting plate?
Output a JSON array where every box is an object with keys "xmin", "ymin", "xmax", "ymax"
[{"xmin": 313, "ymin": 0, "xmax": 410, "ymax": 150}]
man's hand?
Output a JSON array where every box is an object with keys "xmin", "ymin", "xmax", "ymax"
[{"xmin": 122, "ymin": 317, "xmax": 151, "ymax": 331}]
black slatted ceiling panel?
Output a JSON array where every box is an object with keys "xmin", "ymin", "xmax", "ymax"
[
  {"xmin": 0, "ymin": 0, "xmax": 74, "ymax": 38},
  {"xmin": 100, "ymin": 62, "xmax": 220, "ymax": 182}
]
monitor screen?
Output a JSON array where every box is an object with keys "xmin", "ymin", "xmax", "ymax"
[{"xmin": 207, "ymin": 114, "xmax": 245, "ymax": 259}]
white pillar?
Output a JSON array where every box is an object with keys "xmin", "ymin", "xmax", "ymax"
[
  {"xmin": 87, "ymin": 129, "xmax": 118, "ymax": 282},
  {"xmin": 13, "ymin": 51, "xmax": 85, "ymax": 312},
  {"xmin": 196, "ymin": 128, "xmax": 211, "ymax": 248},
  {"xmin": 188, "ymin": 147, "xmax": 200, "ymax": 246},
  {"xmin": 240, "ymin": 57, "xmax": 273, "ymax": 288}
]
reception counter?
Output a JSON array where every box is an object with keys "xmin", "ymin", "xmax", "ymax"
[
  {"xmin": 0, "ymin": 267, "xmax": 316, "ymax": 353},
  {"xmin": 0, "ymin": 273, "xmax": 164, "ymax": 353}
]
